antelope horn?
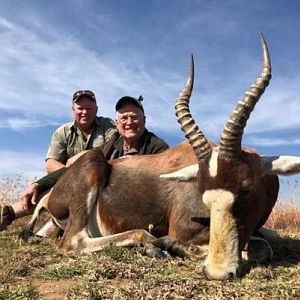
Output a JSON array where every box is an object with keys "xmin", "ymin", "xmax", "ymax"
[
  {"xmin": 176, "ymin": 55, "xmax": 212, "ymax": 160},
  {"xmin": 219, "ymin": 32, "xmax": 272, "ymax": 158}
]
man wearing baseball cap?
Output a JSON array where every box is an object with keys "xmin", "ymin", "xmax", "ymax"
[
  {"xmin": 46, "ymin": 90, "xmax": 116, "ymax": 173},
  {"xmin": 107, "ymin": 95, "xmax": 168, "ymax": 159},
  {"xmin": 0, "ymin": 90, "xmax": 116, "ymax": 231},
  {"xmin": 1, "ymin": 94, "xmax": 168, "ymax": 235}
]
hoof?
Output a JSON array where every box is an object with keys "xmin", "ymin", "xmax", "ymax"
[
  {"xmin": 145, "ymin": 246, "xmax": 167, "ymax": 259},
  {"xmin": 152, "ymin": 236, "xmax": 187, "ymax": 258},
  {"xmin": 0, "ymin": 204, "xmax": 15, "ymax": 231},
  {"xmin": 19, "ymin": 228, "xmax": 34, "ymax": 241}
]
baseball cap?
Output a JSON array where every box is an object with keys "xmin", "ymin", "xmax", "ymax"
[
  {"xmin": 115, "ymin": 95, "xmax": 144, "ymax": 114},
  {"xmin": 72, "ymin": 90, "xmax": 96, "ymax": 103}
]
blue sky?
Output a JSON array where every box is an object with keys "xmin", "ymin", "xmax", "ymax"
[{"xmin": 0, "ymin": 0, "xmax": 299, "ymax": 199}]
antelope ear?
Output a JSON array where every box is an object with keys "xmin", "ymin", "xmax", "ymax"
[
  {"xmin": 261, "ymin": 156, "xmax": 300, "ymax": 175},
  {"xmin": 160, "ymin": 164, "xmax": 199, "ymax": 181}
]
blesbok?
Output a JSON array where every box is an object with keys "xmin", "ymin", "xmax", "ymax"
[
  {"xmin": 22, "ymin": 33, "xmax": 300, "ymax": 281},
  {"xmin": 161, "ymin": 33, "xmax": 300, "ymax": 280}
]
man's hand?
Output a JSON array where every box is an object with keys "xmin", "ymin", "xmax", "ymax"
[{"xmin": 20, "ymin": 183, "xmax": 39, "ymax": 212}]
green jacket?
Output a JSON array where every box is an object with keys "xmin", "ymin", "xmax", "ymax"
[{"xmin": 109, "ymin": 129, "xmax": 169, "ymax": 159}]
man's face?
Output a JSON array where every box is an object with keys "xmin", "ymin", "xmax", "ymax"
[
  {"xmin": 116, "ymin": 103, "xmax": 145, "ymax": 141},
  {"xmin": 72, "ymin": 96, "xmax": 98, "ymax": 130}
]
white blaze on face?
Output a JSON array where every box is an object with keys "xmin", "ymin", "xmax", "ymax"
[
  {"xmin": 202, "ymin": 189, "xmax": 240, "ymax": 280},
  {"xmin": 209, "ymin": 148, "xmax": 219, "ymax": 178}
]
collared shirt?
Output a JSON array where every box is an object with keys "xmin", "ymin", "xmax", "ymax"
[{"xmin": 46, "ymin": 116, "xmax": 116, "ymax": 164}]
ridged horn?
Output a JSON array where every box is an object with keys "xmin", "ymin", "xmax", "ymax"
[
  {"xmin": 176, "ymin": 55, "xmax": 212, "ymax": 160},
  {"xmin": 219, "ymin": 32, "xmax": 272, "ymax": 158}
]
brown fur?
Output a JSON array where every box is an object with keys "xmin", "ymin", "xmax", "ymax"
[
  {"xmin": 24, "ymin": 135, "xmax": 278, "ymax": 277},
  {"xmin": 31, "ymin": 141, "xmax": 211, "ymax": 253}
]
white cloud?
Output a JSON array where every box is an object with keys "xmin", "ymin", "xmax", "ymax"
[
  {"xmin": 0, "ymin": 1, "xmax": 300, "ymax": 178},
  {"xmin": 247, "ymin": 137, "xmax": 300, "ymax": 147},
  {"xmin": 0, "ymin": 118, "xmax": 48, "ymax": 130},
  {"xmin": 0, "ymin": 6, "xmax": 299, "ymax": 142},
  {"xmin": 0, "ymin": 13, "xmax": 180, "ymax": 127}
]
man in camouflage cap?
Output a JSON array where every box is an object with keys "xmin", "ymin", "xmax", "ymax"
[
  {"xmin": 46, "ymin": 90, "xmax": 116, "ymax": 173},
  {"xmin": 0, "ymin": 90, "xmax": 116, "ymax": 230}
]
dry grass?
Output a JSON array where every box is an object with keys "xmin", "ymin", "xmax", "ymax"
[
  {"xmin": 0, "ymin": 175, "xmax": 300, "ymax": 299},
  {"xmin": 0, "ymin": 174, "xmax": 29, "ymax": 205},
  {"xmin": 266, "ymin": 179, "xmax": 300, "ymax": 232},
  {"xmin": 266, "ymin": 200, "xmax": 300, "ymax": 232}
]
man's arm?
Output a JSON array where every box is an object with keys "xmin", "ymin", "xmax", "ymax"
[
  {"xmin": 35, "ymin": 167, "xmax": 68, "ymax": 192},
  {"xmin": 46, "ymin": 158, "xmax": 66, "ymax": 173},
  {"xmin": 45, "ymin": 125, "xmax": 69, "ymax": 173},
  {"xmin": 20, "ymin": 167, "xmax": 67, "ymax": 211}
]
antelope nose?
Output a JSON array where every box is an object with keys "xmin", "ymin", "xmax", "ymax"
[
  {"xmin": 225, "ymin": 272, "xmax": 237, "ymax": 281},
  {"xmin": 203, "ymin": 265, "xmax": 238, "ymax": 281}
]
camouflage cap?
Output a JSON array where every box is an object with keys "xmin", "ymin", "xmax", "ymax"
[{"xmin": 72, "ymin": 90, "xmax": 96, "ymax": 103}]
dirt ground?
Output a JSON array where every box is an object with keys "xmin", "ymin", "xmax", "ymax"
[{"xmin": 1, "ymin": 217, "xmax": 300, "ymax": 299}]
